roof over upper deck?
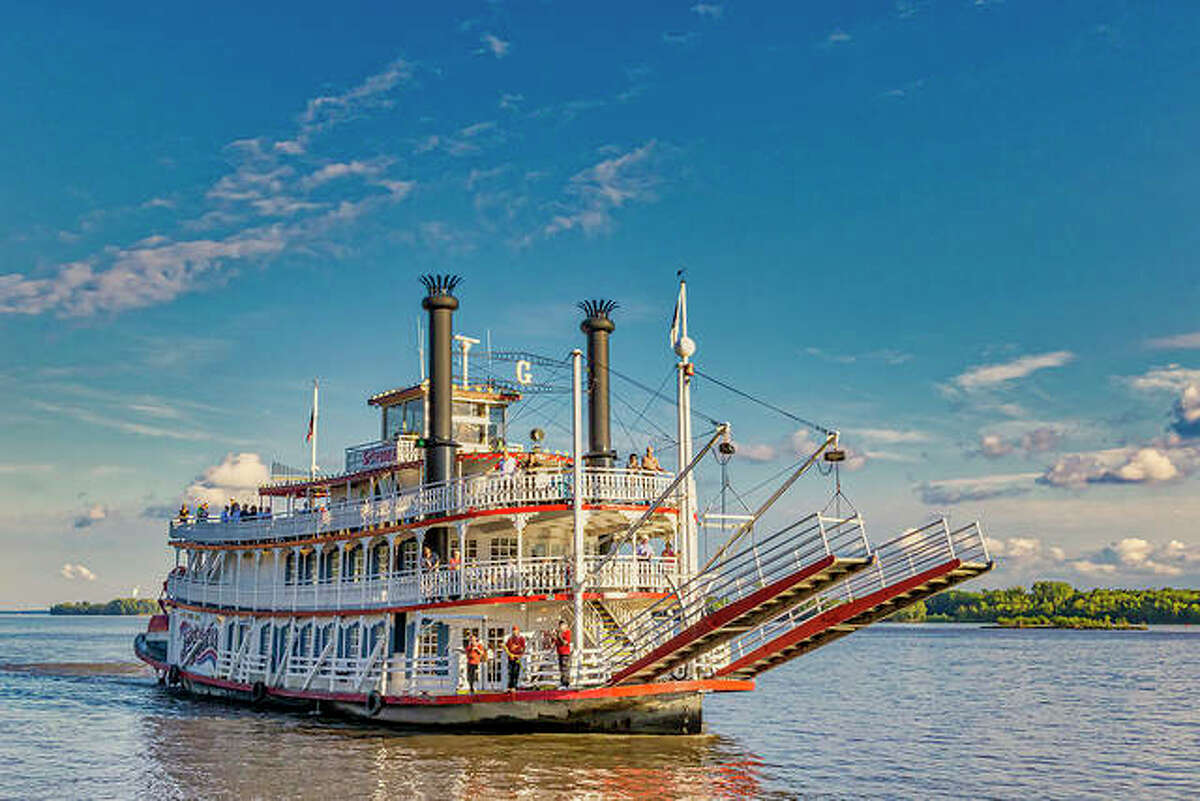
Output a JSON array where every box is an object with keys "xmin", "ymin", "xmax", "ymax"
[{"xmin": 368, "ymin": 382, "xmax": 521, "ymax": 408}]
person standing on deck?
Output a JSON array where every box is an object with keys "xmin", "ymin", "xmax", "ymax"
[
  {"xmin": 465, "ymin": 633, "xmax": 486, "ymax": 694},
  {"xmin": 504, "ymin": 625, "xmax": 526, "ymax": 692},
  {"xmin": 641, "ymin": 446, "xmax": 662, "ymax": 472},
  {"xmin": 554, "ymin": 619, "xmax": 572, "ymax": 688}
]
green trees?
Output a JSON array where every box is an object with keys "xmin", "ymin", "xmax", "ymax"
[
  {"xmin": 923, "ymin": 585, "xmax": 1200, "ymax": 624},
  {"xmin": 49, "ymin": 598, "xmax": 159, "ymax": 615}
]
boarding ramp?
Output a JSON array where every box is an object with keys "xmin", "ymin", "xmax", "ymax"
[
  {"xmin": 605, "ymin": 513, "xmax": 874, "ymax": 686},
  {"xmin": 711, "ymin": 519, "xmax": 992, "ymax": 681}
]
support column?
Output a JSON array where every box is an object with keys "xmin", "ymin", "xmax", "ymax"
[{"xmin": 571, "ymin": 348, "xmax": 586, "ymax": 685}]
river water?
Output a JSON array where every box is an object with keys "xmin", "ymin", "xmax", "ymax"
[{"xmin": 1, "ymin": 615, "xmax": 1196, "ymax": 800}]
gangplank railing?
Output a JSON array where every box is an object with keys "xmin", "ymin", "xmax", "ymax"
[
  {"xmin": 596, "ymin": 512, "xmax": 872, "ymax": 672},
  {"xmin": 714, "ymin": 519, "xmax": 990, "ymax": 671}
]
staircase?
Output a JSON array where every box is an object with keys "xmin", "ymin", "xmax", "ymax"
[
  {"xmin": 712, "ymin": 519, "xmax": 992, "ymax": 680},
  {"xmin": 604, "ymin": 512, "xmax": 874, "ymax": 686},
  {"xmin": 588, "ymin": 599, "xmax": 636, "ymax": 664}
]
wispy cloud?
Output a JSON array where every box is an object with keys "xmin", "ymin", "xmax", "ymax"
[
  {"xmin": 851, "ymin": 427, "xmax": 930, "ymax": 444},
  {"xmin": 1146, "ymin": 332, "xmax": 1200, "ymax": 349},
  {"xmin": 541, "ymin": 141, "xmax": 662, "ymax": 239},
  {"xmin": 951, "ymin": 350, "xmax": 1075, "ymax": 392},
  {"xmin": 803, "ymin": 346, "xmax": 912, "ymax": 365},
  {"xmin": 0, "ymin": 60, "xmax": 417, "ymax": 317},
  {"xmin": 0, "ymin": 463, "xmax": 53, "ymax": 474},
  {"xmin": 915, "ymin": 472, "xmax": 1040, "ymax": 504},
  {"xmin": 825, "ymin": 29, "xmax": 852, "ymax": 45},
  {"xmin": 662, "ymin": 31, "xmax": 700, "ymax": 46},
  {"xmin": 690, "ymin": 3, "xmax": 724, "ymax": 19},
  {"xmin": 479, "ymin": 33, "xmax": 510, "ymax": 58},
  {"xmin": 32, "ymin": 401, "xmax": 217, "ymax": 441}
]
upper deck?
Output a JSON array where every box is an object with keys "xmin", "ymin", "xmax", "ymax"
[{"xmin": 170, "ymin": 466, "xmax": 676, "ymax": 545}]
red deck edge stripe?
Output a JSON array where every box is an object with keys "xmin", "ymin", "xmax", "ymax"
[
  {"xmin": 610, "ymin": 553, "xmax": 838, "ymax": 685},
  {"xmin": 166, "ymin": 590, "xmax": 670, "ymax": 619},
  {"xmin": 713, "ymin": 558, "xmax": 963, "ymax": 678},
  {"xmin": 172, "ymin": 503, "xmax": 679, "ymax": 551},
  {"xmin": 145, "ymin": 660, "xmax": 755, "ymax": 705}
]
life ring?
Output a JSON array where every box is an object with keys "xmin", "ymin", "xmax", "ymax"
[
  {"xmin": 167, "ymin": 665, "xmax": 181, "ymax": 686},
  {"xmin": 365, "ymin": 690, "xmax": 384, "ymax": 717},
  {"xmin": 251, "ymin": 681, "xmax": 268, "ymax": 705}
]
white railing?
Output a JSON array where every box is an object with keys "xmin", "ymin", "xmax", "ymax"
[
  {"xmin": 167, "ymin": 554, "xmax": 675, "ymax": 613},
  {"xmin": 170, "ymin": 467, "xmax": 676, "ymax": 545},
  {"xmin": 202, "ymin": 638, "xmax": 612, "ymax": 696},
  {"xmin": 716, "ymin": 519, "xmax": 991, "ymax": 669}
]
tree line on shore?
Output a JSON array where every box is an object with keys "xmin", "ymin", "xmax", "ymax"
[
  {"xmin": 890, "ymin": 581, "xmax": 1200, "ymax": 624},
  {"xmin": 50, "ymin": 598, "xmax": 159, "ymax": 616}
]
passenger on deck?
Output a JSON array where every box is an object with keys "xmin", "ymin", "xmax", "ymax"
[
  {"xmin": 465, "ymin": 633, "xmax": 486, "ymax": 693},
  {"xmin": 661, "ymin": 540, "xmax": 677, "ymax": 562},
  {"xmin": 504, "ymin": 625, "xmax": 526, "ymax": 692},
  {"xmin": 421, "ymin": 546, "xmax": 440, "ymax": 572},
  {"xmin": 641, "ymin": 446, "xmax": 662, "ymax": 472},
  {"xmin": 500, "ymin": 452, "xmax": 518, "ymax": 477},
  {"xmin": 554, "ymin": 619, "xmax": 572, "ymax": 688},
  {"xmin": 447, "ymin": 550, "xmax": 461, "ymax": 571},
  {"xmin": 626, "ymin": 453, "xmax": 640, "ymax": 471},
  {"xmin": 636, "ymin": 536, "xmax": 653, "ymax": 561},
  {"xmin": 221, "ymin": 505, "xmax": 229, "ymax": 524},
  {"xmin": 177, "ymin": 503, "xmax": 189, "ymax": 523},
  {"xmin": 196, "ymin": 503, "xmax": 209, "ymax": 522},
  {"xmin": 230, "ymin": 501, "xmax": 241, "ymax": 522}
]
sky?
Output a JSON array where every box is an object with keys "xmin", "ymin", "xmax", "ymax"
[{"xmin": 2, "ymin": 1, "xmax": 1199, "ymax": 607}]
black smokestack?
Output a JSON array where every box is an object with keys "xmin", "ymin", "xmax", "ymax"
[
  {"xmin": 421, "ymin": 274, "xmax": 460, "ymax": 487},
  {"xmin": 579, "ymin": 299, "xmax": 618, "ymax": 467}
]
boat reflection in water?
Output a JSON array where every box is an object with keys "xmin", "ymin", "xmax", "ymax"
[{"xmin": 139, "ymin": 705, "xmax": 777, "ymax": 800}]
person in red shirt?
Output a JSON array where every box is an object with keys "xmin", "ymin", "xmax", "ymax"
[
  {"xmin": 553, "ymin": 619, "xmax": 572, "ymax": 688},
  {"xmin": 465, "ymin": 633, "xmax": 486, "ymax": 694},
  {"xmin": 504, "ymin": 625, "xmax": 526, "ymax": 692}
]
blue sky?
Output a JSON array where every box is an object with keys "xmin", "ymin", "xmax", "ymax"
[{"xmin": 2, "ymin": 1, "xmax": 1199, "ymax": 606}]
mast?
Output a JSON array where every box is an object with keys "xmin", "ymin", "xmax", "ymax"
[{"xmin": 671, "ymin": 279, "xmax": 698, "ymax": 579}]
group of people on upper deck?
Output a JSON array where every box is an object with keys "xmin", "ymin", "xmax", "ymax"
[{"xmin": 626, "ymin": 445, "xmax": 663, "ymax": 472}]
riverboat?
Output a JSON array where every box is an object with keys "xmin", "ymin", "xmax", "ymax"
[{"xmin": 136, "ymin": 275, "xmax": 993, "ymax": 733}]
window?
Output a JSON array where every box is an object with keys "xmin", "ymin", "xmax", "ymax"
[
  {"xmin": 465, "ymin": 539, "xmax": 478, "ymax": 563},
  {"xmin": 319, "ymin": 549, "xmax": 339, "ymax": 583},
  {"xmin": 489, "ymin": 537, "xmax": 517, "ymax": 561},
  {"xmin": 343, "ymin": 545, "xmax": 363, "ymax": 582},
  {"xmin": 486, "ymin": 626, "xmax": 505, "ymax": 683},
  {"xmin": 398, "ymin": 539, "xmax": 417, "ymax": 572},
  {"xmin": 418, "ymin": 627, "xmax": 439, "ymax": 660}
]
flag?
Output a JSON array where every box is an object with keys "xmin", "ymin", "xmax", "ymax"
[
  {"xmin": 669, "ymin": 279, "xmax": 687, "ymax": 347},
  {"xmin": 306, "ymin": 410, "xmax": 314, "ymax": 442}
]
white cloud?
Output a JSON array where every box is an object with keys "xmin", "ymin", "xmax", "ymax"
[
  {"xmin": 690, "ymin": 3, "xmax": 724, "ymax": 18},
  {"xmin": 1073, "ymin": 537, "xmax": 1200, "ymax": 577},
  {"xmin": 301, "ymin": 160, "xmax": 386, "ymax": 190},
  {"xmin": 734, "ymin": 442, "xmax": 777, "ymax": 463},
  {"xmin": 826, "ymin": 29, "xmax": 852, "ymax": 44},
  {"xmin": 32, "ymin": 401, "xmax": 216, "ymax": 441},
  {"xmin": 851, "ymin": 427, "xmax": 929, "ymax": 444},
  {"xmin": 185, "ymin": 452, "xmax": 271, "ymax": 507},
  {"xmin": 915, "ymin": 472, "xmax": 1040, "ymax": 505},
  {"xmin": 60, "ymin": 563, "xmax": 97, "ymax": 581},
  {"xmin": 952, "ymin": 351, "xmax": 1075, "ymax": 391},
  {"xmin": 1128, "ymin": 364, "xmax": 1200, "ymax": 393},
  {"xmin": 0, "ymin": 463, "xmax": 53, "ymax": 474},
  {"xmin": 480, "ymin": 33, "xmax": 510, "ymax": 58},
  {"xmin": 543, "ymin": 141, "xmax": 661, "ymax": 238},
  {"xmin": 1147, "ymin": 332, "xmax": 1200, "ymax": 349}
]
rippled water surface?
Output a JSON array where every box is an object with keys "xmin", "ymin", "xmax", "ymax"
[{"xmin": 1, "ymin": 615, "xmax": 1197, "ymax": 800}]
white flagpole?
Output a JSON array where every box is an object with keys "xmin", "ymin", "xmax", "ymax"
[{"xmin": 310, "ymin": 378, "xmax": 319, "ymax": 479}]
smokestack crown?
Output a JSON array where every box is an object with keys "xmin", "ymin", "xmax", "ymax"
[
  {"xmin": 421, "ymin": 274, "xmax": 461, "ymax": 311},
  {"xmin": 578, "ymin": 299, "xmax": 617, "ymax": 334}
]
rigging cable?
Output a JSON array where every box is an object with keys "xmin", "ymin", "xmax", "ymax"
[{"xmin": 692, "ymin": 368, "xmax": 833, "ymax": 436}]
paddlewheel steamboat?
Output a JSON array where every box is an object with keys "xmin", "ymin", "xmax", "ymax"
[{"xmin": 136, "ymin": 275, "xmax": 992, "ymax": 733}]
